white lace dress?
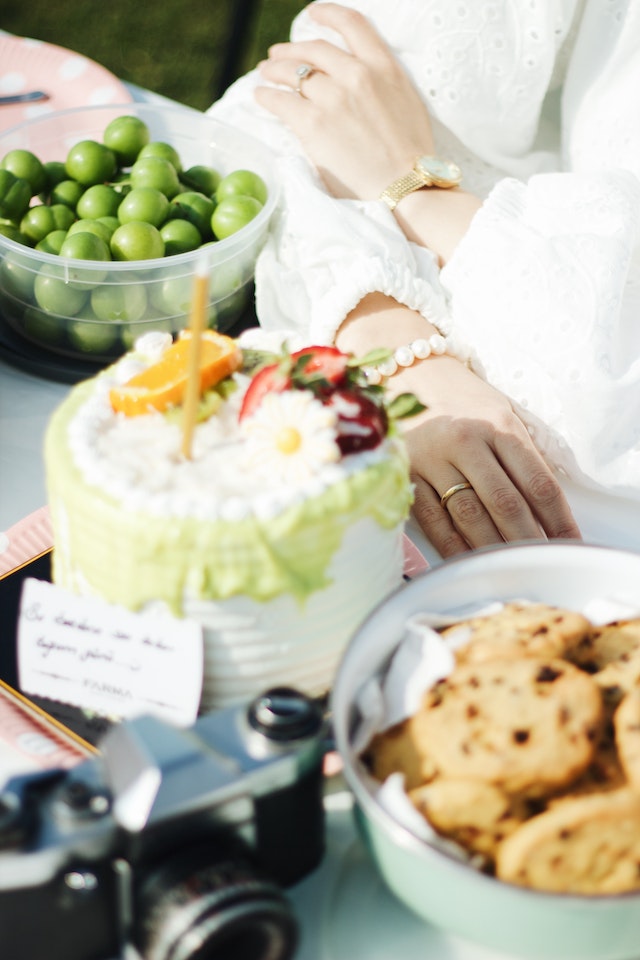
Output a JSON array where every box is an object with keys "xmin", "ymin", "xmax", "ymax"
[{"xmin": 209, "ymin": 0, "xmax": 640, "ymax": 518}]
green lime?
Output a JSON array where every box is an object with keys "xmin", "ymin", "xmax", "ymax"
[
  {"xmin": 0, "ymin": 169, "xmax": 31, "ymax": 221},
  {"xmin": 1, "ymin": 149, "xmax": 46, "ymax": 196},
  {"xmin": 149, "ymin": 275, "xmax": 193, "ymax": 316},
  {"xmin": 67, "ymin": 219, "xmax": 114, "ymax": 246},
  {"xmin": 23, "ymin": 305, "xmax": 64, "ymax": 344},
  {"xmin": 65, "ymin": 140, "xmax": 117, "ymax": 186},
  {"xmin": 180, "ymin": 164, "xmax": 221, "ymax": 197},
  {"xmin": 110, "ymin": 221, "xmax": 165, "ymax": 260},
  {"xmin": 138, "ymin": 141, "xmax": 182, "ymax": 172},
  {"xmin": 59, "ymin": 231, "xmax": 111, "ymax": 287},
  {"xmin": 20, "ymin": 205, "xmax": 59, "ymax": 244},
  {"xmin": 76, "ymin": 184, "xmax": 121, "ymax": 220},
  {"xmin": 130, "ymin": 156, "xmax": 181, "ymax": 198},
  {"xmin": 211, "ymin": 195, "xmax": 262, "ymax": 240},
  {"xmin": 0, "ymin": 257, "xmax": 35, "ymax": 300},
  {"xmin": 169, "ymin": 191, "xmax": 215, "ymax": 240},
  {"xmin": 68, "ymin": 315, "xmax": 119, "ymax": 355},
  {"xmin": 0, "ymin": 220, "xmax": 28, "ymax": 244},
  {"xmin": 216, "ymin": 169, "xmax": 268, "ymax": 205},
  {"xmin": 36, "ymin": 229, "xmax": 68, "ymax": 254},
  {"xmin": 117, "ymin": 186, "xmax": 169, "ymax": 227},
  {"xmin": 91, "ymin": 281, "xmax": 147, "ymax": 322},
  {"xmin": 42, "ymin": 161, "xmax": 68, "ymax": 195},
  {"xmin": 209, "ymin": 258, "xmax": 243, "ymax": 300},
  {"xmin": 34, "ymin": 267, "xmax": 89, "ymax": 316},
  {"xmin": 51, "ymin": 204, "xmax": 76, "ymax": 231},
  {"xmin": 97, "ymin": 216, "xmax": 121, "ymax": 238},
  {"xmin": 60, "ymin": 230, "xmax": 111, "ymax": 261},
  {"xmin": 50, "ymin": 179, "xmax": 85, "ymax": 210},
  {"xmin": 103, "ymin": 115, "xmax": 150, "ymax": 166},
  {"xmin": 159, "ymin": 218, "xmax": 202, "ymax": 256}
]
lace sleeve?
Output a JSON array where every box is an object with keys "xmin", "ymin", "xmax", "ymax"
[{"xmin": 441, "ymin": 168, "xmax": 640, "ymax": 490}]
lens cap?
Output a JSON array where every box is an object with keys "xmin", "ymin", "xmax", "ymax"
[{"xmin": 247, "ymin": 687, "xmax": 324, "ymax": 742}]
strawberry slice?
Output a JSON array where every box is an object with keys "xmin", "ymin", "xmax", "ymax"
[
  {"xmin": 240, "ymin": 346, "xmax": 350, "ymax": 420},
  {"xmin": 290, "ymin": 345, "xmax": 349, "ymax": 387},
  {"xmin": 239, "ymin": 362, "xmax": 291, "ymax": 420}
]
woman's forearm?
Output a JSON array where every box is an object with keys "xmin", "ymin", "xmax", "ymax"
[
  {"xmin": 388, "ymin": 186, "xmax": 483, "ymax": 266},
  {"xmin": 334, "ymin": 292, "xmax": 442, "ymax": 358}
]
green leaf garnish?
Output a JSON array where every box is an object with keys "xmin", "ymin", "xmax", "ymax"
[
  {"xmin": 164, "ymin": 387, "xmax": 223, "ymax": 425},
  {"xmin": 347, "ymin": 347, "xmax": 393, "ymax": 369},
  {"xmin": 240, "ymin": 347, "xmax": 283, "ymax": 375},
  {"xmin": 386, "ymin": 393, "xmax": 427, "ymax": 420}
]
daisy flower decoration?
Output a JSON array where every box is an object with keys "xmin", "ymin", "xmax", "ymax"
[{"xmin": 241, "ymin": 388, "xmax": 341, "ymax": 485}]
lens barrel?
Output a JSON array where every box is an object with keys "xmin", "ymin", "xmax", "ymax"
[{"xmin": 136, "ymin": 853, "xmax": 298, "ymax": 960}]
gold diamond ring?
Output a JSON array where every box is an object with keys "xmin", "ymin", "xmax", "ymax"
[{"xmin": 295, "ymin": 63, "xmax": 315, "ymax": 95}]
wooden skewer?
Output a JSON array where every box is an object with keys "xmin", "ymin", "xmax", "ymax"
[{"xmin": 181, "ymin": 251, "xmax": 210, "ymax": 459}]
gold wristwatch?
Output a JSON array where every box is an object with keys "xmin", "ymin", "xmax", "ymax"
[{"xmin": 379, "ymin": 155, "xmax": 462, "ymax": 210}]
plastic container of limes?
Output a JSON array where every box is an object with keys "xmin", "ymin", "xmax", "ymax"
[{"xmin": 0, "ymin": 103, "xmax": 280, "ymax": 367}]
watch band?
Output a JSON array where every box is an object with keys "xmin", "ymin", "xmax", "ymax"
[
  {"xmin": 379, "ymin": 170, "xmax": 433, "ymax": 211},
  {"xmin": 379, "ymin": 157, "xmax": 461, "ymax": 211}
]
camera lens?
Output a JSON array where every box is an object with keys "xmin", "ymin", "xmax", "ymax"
[
  {"xmin": 135, "ymin": 852, "xmax": 298, "ymax": 960},
  {"xmin": 248, "ymin": 687, "xmax": 324, "ymax": 742}
]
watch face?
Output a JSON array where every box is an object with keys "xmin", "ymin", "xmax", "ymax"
[{"xmin": 416, "ymin": 156, "xmax": 462, "ymax": 187}]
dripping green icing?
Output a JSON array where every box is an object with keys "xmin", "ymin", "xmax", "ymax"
[{"xmin": 46, "ymin": 376, "xmax": 413, "ymax": 614}]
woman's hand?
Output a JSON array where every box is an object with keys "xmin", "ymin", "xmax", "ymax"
[
  {"xmin": 255, "ymin": 3, "xmax": 434, "ymax": 201},
  {"xmin": 397, "ymin": 358, "xmax": 581, "ymax": 556},
  {"xmin": 337, "ymin": 295, "xmax": 581, "ymax": 557}
]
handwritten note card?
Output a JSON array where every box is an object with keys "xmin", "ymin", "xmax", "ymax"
[{"xmin": 17, "ymin": 579, "xmax": 203, "ymax": 727}]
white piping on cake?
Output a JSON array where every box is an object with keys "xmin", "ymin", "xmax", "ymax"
[{"xmin": 66, "ymin": 359, "xmax": 396, "ymax": 522}]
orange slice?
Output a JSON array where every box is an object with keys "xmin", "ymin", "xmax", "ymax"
[{"xmin": 109, "ymin": 330, "xmax": 243, "ymax": 417}]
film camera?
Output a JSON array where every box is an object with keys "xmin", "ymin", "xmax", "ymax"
[{"xmin": 0, "ymin": 687, "xmax": 327, "ymax": 960}]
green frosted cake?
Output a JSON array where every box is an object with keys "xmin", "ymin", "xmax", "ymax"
[{"xmin": 45, "ymin": 329, "xmax": 414, "ymax": 710}]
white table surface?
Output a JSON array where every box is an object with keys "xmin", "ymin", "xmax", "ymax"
[
  {"xmin": 3, "ymin": 78, "xmax": 640, "ymax": 960},
  {"xmin": 5, "ymin": 352, "xmax": 640, "ymax": 960}
]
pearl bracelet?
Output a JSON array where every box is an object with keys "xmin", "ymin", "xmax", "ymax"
[{"xmin": 363, "ymin": 333, "xmax": 467, "ymax": 385}]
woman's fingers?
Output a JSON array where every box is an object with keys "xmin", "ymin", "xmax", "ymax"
[
  {"xmin": 264, "ymin": 40, "xmax": 352, "ymax": 81},
  {"xmin": 398, "ymin": 364, "xmax": 581, "ymax": 554},
  {"xmin": 492, "ymin": 431, "xmax": 582, "ymax": 541},
  {"xmin": 257, "ymin": 57, "xmax": 326, "ymax": 103},
  {"xmin": 411, "ymin": 474, "xmax": 473, "ymax": 558},
  {"xmin": 307, "ymin": 2, "xmax": 396, "ymax": 61},
  {"xmin": 412, "ymin": 449, "xmax": 560, "ymax": 557},
  {"xmin": 412, "ymin": 470, "xmax": 514, "ymax": 557}
]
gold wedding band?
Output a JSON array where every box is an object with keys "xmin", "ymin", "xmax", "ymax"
[
  {"xmin": 440, "ymin": 481, "xmax": 474, "ymax": 509},
  {"xmin": 295, "ymin": 63, "xmax": 315, "ymax": 95}
]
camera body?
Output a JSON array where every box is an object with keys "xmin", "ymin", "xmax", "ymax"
[{"xmin": 0, "ymin": 688, "xmax": 327, "ymax": 960}]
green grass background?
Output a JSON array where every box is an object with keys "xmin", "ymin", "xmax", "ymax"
[{"xmin": 0, "ymin": 0, "xmax": 307, "ymax": 110}]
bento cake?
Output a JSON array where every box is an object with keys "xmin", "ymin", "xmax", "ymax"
[{"xmin": 44, "ymin": 330, "xmax": 413, "ymax": 711}]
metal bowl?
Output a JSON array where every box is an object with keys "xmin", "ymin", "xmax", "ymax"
[{"xmin": 332, "ymin": 540, "xmax": 640, "ymax": 960}]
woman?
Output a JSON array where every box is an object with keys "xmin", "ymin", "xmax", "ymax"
[{"xmin": 208, "ymin": 1, "xmax": 640, "ymax": 557}]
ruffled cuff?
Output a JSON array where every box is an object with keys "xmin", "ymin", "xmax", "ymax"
[{"xmin": 253, "ymin": 157, "xmax": 452, "ymax": 345}]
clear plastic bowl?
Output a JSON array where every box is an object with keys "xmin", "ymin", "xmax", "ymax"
[{"xmin": 0, "ymin": 103, "xmax": 279, "ymax": 363}]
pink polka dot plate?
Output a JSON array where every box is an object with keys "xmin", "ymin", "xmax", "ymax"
[{"xmin": 0, "ymin": 34, "xmax": 132, "ymax": 135}]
